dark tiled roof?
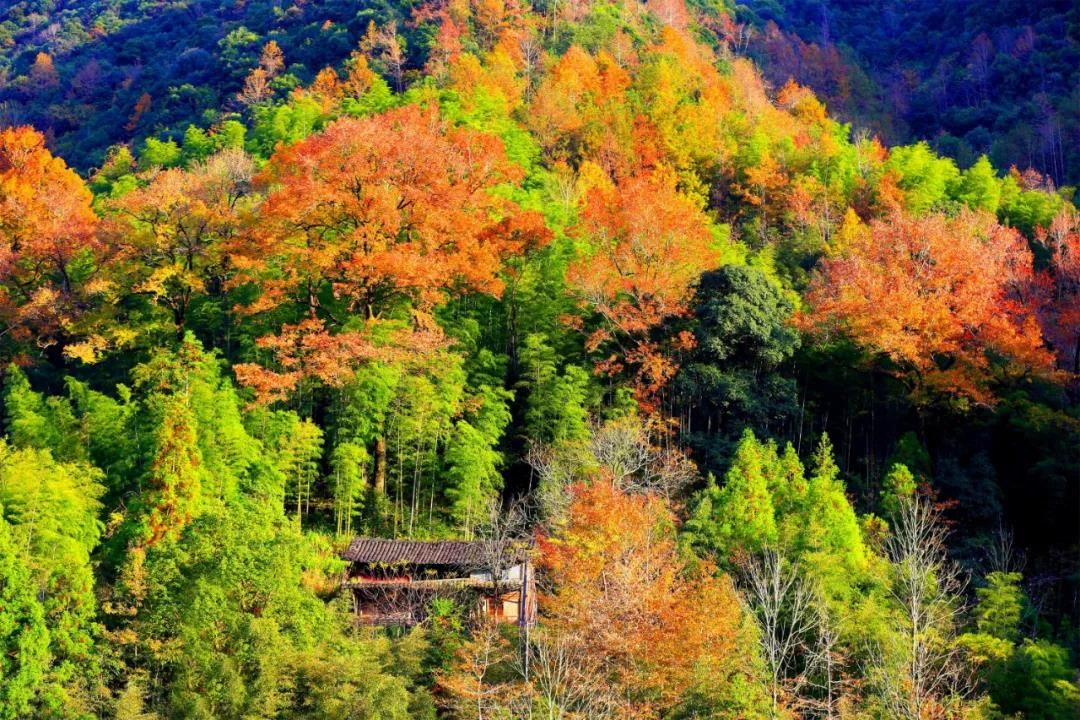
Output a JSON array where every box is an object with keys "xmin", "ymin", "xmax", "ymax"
[{"xmin": 342, "ymin": 538, "xmax": 529, "ymax": 566}]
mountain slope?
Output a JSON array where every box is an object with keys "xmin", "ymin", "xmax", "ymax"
[
  {"xmin": 0, "ymin": 0, "xmax": 415, "ymax": 170},
  {"xmin": 742, "ymin": 0, "xmax": 1080, "ymax": 185},
  {"xmin": 0, "ymin": 1, "xmax": 1077, "ymax": 717}
]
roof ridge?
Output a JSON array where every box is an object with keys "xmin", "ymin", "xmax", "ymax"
[{"xmin": 341, "ymin": 536, "xmax": 531, "ymax": 565}]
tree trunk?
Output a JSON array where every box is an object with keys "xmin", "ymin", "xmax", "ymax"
[{"xmin": 373, "ymin": 435, "xmax": 387, "ymax": 497}]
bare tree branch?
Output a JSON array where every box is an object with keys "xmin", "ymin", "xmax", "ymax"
[
  {"xmin": 736, "ymin": 548, "xmax": 823, "ymax": 718},
  {"xmin": 873, "ymin": 497, "xmax": 974, "ymax": 720}
]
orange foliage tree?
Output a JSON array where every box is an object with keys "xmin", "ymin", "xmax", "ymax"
[
  {"xmin": 1035, "ymin": 207, "xmax": 1080, "ymax": 375},
  {"xmin": 526, "ymin": 46, "xmax": 632, "ymax": 168},
  {"xmin": 233, "ymin": 104, "xmax": 548, "ymax": 401},
  {"xmin": 102, "ymin": 148, "xmax": 255, "ymax": 338},
  {"xmin": 436, "ymin": 620, "xmax": 529, "ymax": 718},
  {"xmin": 125, "ymin": 92, "xmax": 152, "ymax": 132},
  {"xmin": 0, "ymin": 126, "xmax": 105, "ymax": 362},
  {"xmin": 538, "ymin": 481, "xmax": 762, "ymax": 718},
  {"xmin": 805, "ymin": 210, "xmax": 1052, "ymax": 405},
  {"xmin": 567, "ymin": 168, "xmax": 724, "ymax": 406},
  {"xmin": 28, "ymin": 51, "xmax": 59, "ymax": 91}
]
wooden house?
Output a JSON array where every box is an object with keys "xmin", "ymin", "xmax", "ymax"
[{"xmin": 341, "ymin": 538, "xmax": 537, "ymax": 627}]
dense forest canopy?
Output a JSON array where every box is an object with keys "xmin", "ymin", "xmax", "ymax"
[
  {"xmin": 5, "ymin": 1, "xmax": 1079, "ymax": 183},
  {"xmin": 0, "ymin": 0, "xmax": 1077, "ymax": 718},
  {"xmin": 740, "ymin": 0, "xmax": 1080, "ymax": 185}
]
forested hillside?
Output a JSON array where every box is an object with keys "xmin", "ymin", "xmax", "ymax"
[
  {"xmin": 0, "ymin": 0, "xmax": 1078, "ymax": 718},
  {"xmin": 3, "ymin": 1, "xmax": 1079, "ymax": 183},
  {"xmin": 742, "ymin": 0, "xmax": 1080, "ymax": 185},
  {"xmin": 0, "ymin": 0, "xmax": 400, "ymax": 170}
]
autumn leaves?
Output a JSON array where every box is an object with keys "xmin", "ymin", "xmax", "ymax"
[
  {"xmin": 0, "ymin": 110, "xmax": 546, "ymax": 389},
  {"xmin": 3, "ymin": 46, "xmax": 1071, "ymax": 423},
  {"xmin": 231, "ymin": 105, "xmax": 549, "ymax": 403},
  {"xmin": 537, "ymin": 482, "xmax": 755, "ymax": 716},
  {"xmin": 0, "ymin": 109, "xmax": 721, "ymax": 421},
  {"xmin": 569, "ymin": 169, "xmax": 724, "ymax": 406},
  {"xmin": 803, "ymin": 210, "xmax": 1055, "ymax": 407},
  {"xmin": 0, "ymin": 127, "xmax": 102, "ymax": 362}
]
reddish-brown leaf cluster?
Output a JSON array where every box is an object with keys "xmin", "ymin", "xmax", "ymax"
[
  {"xmin": 568, "ymin": 168, "xmax": 723, "ymax": 406},
  {"xmin": 0, "ymin": 127, "xmax": 103, "ymax": 357},
  {"xmin": 242, "ymin": 104, "xmax": 543, "ymax": 318},
  {"xmin": 539, "ymin": 482, "xmax": 755, "ymax": 718},
  {"xmin": 1034, "ymin": 208, "xmax": 1080, "ymax": 375},
  {"xmin": 231, "ymin": 104, "xmax": 549, "ymax": 401},
  {"xmin": 804, "ymin": 210, "xmax": 1054, "ymax": 404}
]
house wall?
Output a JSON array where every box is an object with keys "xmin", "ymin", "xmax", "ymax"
[{"xmin": 346, "ymin": 560, "xmax": 538, "ymax": 627}]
